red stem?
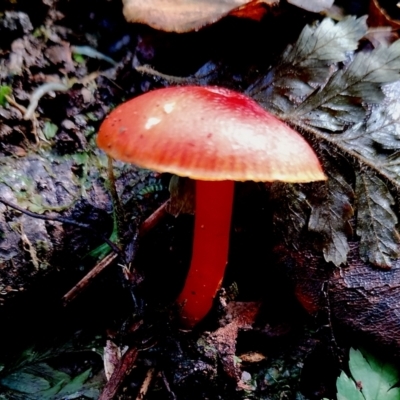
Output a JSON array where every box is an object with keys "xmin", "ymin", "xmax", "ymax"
[{"xmin": 177, "ymin": 180, "xmax": 234, "ymax": 328}]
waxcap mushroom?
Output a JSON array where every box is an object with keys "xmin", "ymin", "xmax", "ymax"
[
  {"xmin": 97, "ymin": 86, "xmax": 326, "ymax": 183},
  {"xmin": 97, "ymin": 85, "xmax": 326, "ymax": 328}
]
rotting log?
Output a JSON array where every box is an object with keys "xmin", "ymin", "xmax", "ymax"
[
  {"xmin": 277, "ymin": 242, "xmax": 400, "ymax": 356},
  {"xmin": 0, "ymin": 152, "xmax": 156, "ymax": 306}
]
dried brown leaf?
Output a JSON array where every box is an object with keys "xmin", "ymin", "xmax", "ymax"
[
  {"xmin": 104, "ymin": 340, "xmax": 122, "ymax": 381},
  {"xmin": 44, "ymin": 42, "xmax": 75, "ymax": 73}
]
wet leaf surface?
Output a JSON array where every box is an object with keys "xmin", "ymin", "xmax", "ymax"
[
  {"xmin": 356, "ymin": 171, "xmax": 400, "ymax": 268},
  {"xmin": 308, "ymin": 153, "xmax": 354, "ymax": 266},
  {"xmin": 348, "ymin": 348, "xmax": 400, "ymax": 400}
]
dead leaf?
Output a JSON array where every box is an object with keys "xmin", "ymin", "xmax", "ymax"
[
  {"xmin": 238, "ymin": 352, "xmax": 266, "ymax": 363},
  {"xmin": 8, "ymin": 36, "xmax": 48, "ymax": 75},
  {"xmin": 122, "ymin": 0, "xmax": 278, "ymax": 33},
  {"xmin": 12, "ymin": 222, "xmax": 39, "ymax": 270},
  {"xmin": 207, "ymin": 302, "xmax": 260, "ymax": 388},
  {"xmin": 3, "ymin": 144, "xmax": 27, "ymax": 157},
  {"xmin": 104, "ymin": 340, "xmax": 122, "ymax": 381},
  {"xmin": 44, "ymin": 42, "xmax": 75, "ymax": 73}
]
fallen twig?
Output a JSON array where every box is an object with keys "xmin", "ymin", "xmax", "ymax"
[
  {"xmin": 71, "ymin": 45, "xmax": 118, "ymax": 66},
  {"xmin": 135, "ymin": 64, "xmax": 190, "ymax": 84},
  {"xmin": 24, "ymin": 82, "xmax": 70, "ymax": 120},
  {"xmin": 5, "ymin": 94, "xmax": 40, "ymax": 144},
  {"xmin": 0, "ymin": 197, "xmax": 122, "ymax": 255},
  {"xmin": 23, "ymin": 71, "xmax": 113, "ymax": 122},
  {"xmin": 107, "ymin": 155, "xmax": 125, "ymax": 239},
  {"xmin": 99, "ymin": 346, "xmax": 139, "ymax": 400},
  {"xmin": 160, "ymin": 370, "xmax": 177, "ymax": 400},
  {"xmin": 62, "ymin": 252, "xmax": 119, "ymax": 305},
  {"xmin": 5, "ymin": 94, "xmax": 27, "ymax": 114},
  {"xmin": 139, "ymin": 200, "xmax": 169, "ymax": 236},
  {"xmin": 136, "ymin": 368, "xmax": 156, "ymax": 400},
  {"xmin": 12, "ymin": 222, "xmax": 40, "ymax": 270}
]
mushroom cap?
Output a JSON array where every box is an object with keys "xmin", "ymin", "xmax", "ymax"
[{"xmin": 97, "ymin": 86, "xmax": 326, "ymax": 182}]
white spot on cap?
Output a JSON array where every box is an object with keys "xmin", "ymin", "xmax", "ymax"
[
  {"xmin": 163, "ymin": 102, "xmax": 175, "ymax": 114},
  {"xmin": 145, "ymin": 117, "xmax": 161, "ymax": 129}
]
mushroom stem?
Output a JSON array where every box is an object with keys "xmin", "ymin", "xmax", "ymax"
[{"xmin": 177, "ymin": 180, "xmax": 235, "ymax": 328}]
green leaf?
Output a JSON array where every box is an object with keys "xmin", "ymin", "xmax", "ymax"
[
  {"xmin": 0, "ymin": 372, "xmax": 51, "ymax": 393},
  {"xmin": 24, "ymin": 363, "xmax": 70, "ymax": 386},
  {"xmin": 73, "ymin": 53, "xmax": 86, "ymax": 63},
  {"xmin": 336, "ymin": 348, "xmax": 400, "ymax": 400},
  {"xmin": 56, "ymin": 368, "xmax": 91, "ymax": 397},
  {"xmin": 0, "ymin": 332, "xmax": 104, "ymax": 400},
  {"xmin": 349, "ymin": 348, "xmax": 400, "ymax": 400},
  {"xmin": 307, "ymin": 155, "xmax": 354, "ymax": 266},
  {"xmin": 336, "ymin": 370, "xmax": 365, "ymax": 400},
  {"xmin": 71, "ymin": 151, "xmax": 89, "ymax": 165},
  {"xmin": 42, "ymin": 121, "xmax": 58, "ymax": 140},
  {"xmin": 1, "ymin": 365, "xmax": 94, "ymax": 400},
  {"xmin": 0, "ymin": 84, "xmax": 12, "ymax": 106},
  {"xmin": 339, "ymin": 122, "xmax": 376, "ymax": 162},
  {"xmin": 86, "ymin": 227, "xmax": 118, "ymax": 260},
  {"xmin": 380, "ymin": 153, "xmax": 400, "ymax": 185},
  {"xmin": 39, "ymin": 379, "xmax": 68, "ymax": 399},
  {"xmin": 355, "ymin": 171, "xmax": 400, "ymax": 267}
]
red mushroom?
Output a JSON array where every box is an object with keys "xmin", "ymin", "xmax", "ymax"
[{"xmin": 97, "ymin": 86, "xmax": 326, "ymax": 328}]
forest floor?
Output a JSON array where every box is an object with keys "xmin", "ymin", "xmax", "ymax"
[{"xmin": 0, "ymin": 1, "xmax": 398, "ymax": 399}]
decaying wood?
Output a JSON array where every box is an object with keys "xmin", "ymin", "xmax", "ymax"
[
  {"xmin": 277, "ymin": 242, "xmax": 400, "ymax": 355},
  {"xmin": 0, "ymin": 151, "xmax": 159, "ymax": 306}
]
